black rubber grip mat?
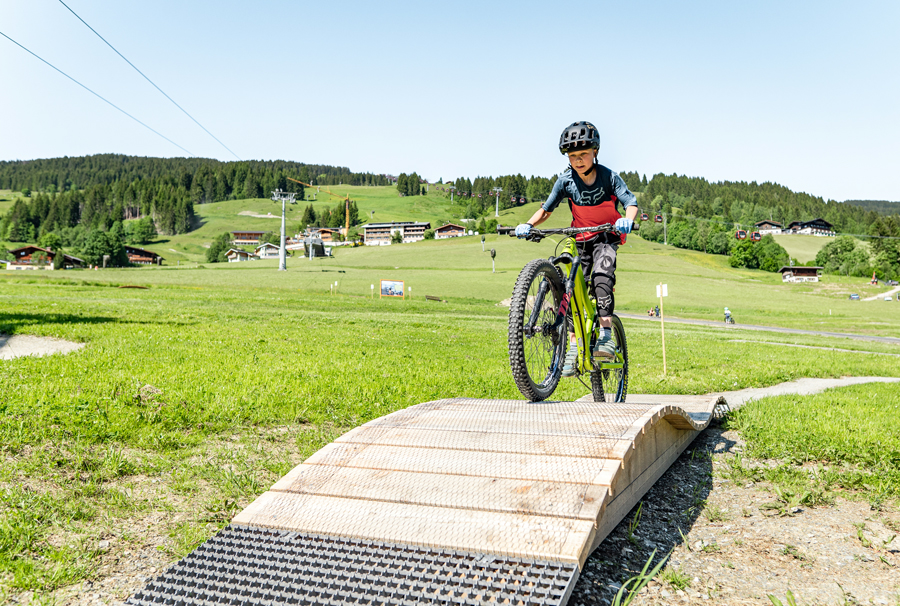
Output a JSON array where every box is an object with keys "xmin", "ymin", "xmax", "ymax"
[{"xmin": 127, "ymin": 524, "xmax": 580, "ymax": 605}]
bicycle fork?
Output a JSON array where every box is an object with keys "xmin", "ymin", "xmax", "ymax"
[{"xmin": 553, "ymin": 256, "xmax": 596, "ymax": 376}]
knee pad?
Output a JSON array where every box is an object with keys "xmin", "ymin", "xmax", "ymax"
[{"xmin": 592, "ymin": 274, "xmax": 615, "ymax": 316}]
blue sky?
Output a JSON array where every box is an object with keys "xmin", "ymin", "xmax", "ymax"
[{"xmin": 2, "ymin": 0, "xmax": 898, "ymax": 202}]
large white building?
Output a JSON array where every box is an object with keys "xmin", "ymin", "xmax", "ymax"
[
  {"xmin": 784, "ymin": 218, "xmax": 835, "ymax": 236},
  {"xmin": 361, "ymin": 222, "xmax": 431, "ymax": 245}
]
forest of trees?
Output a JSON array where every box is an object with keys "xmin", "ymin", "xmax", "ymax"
[
  {"xmin": 0, "ymin": 154, "xmax": 393, "ymax": 265},
  {"xmin": 0, "ymin": 154, "xmax": 393, "ymax": 194},
  {"xmin": 635, "ymin": 173, "xmax": 900, "ymax": 277},
  {"xmin": 441, "ymin": 167, "xmax": 899, "ymax": 276},
  {"xmin": 298, "ymin": 199, "xmax": 361, "ymax": 230},
  {"xmin": 438, "ymin": 174, "xmax": 556, "ymax": 219},
  {"xmin": 843, "ymin": 199, "xmax": 900, "ymax": 216},
  {"xmin": 0, "ymin": 154, "xmax": 393, "ymax": 241},
  {"xmin": 396, "ymin": 173, "xmax": 424, "ymax": 197}
]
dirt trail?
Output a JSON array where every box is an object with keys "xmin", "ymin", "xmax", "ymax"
[
  {"xmin": 712, "ymin": 375, "xmax": 900, "ymax": 409},
  {"xmin": 0, "ymin": 333, "xmax": 84, "ymax": 359},
  {"xmin": 617, "ymin": 312, "xmax": 900, "ymax": 345},
  {"xmin": 862, "ymin": 285, "xmax": 900, "ymax": 301}
]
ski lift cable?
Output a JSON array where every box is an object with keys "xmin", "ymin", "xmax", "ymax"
[
  {"xmin": 57, "ymin": 0, "xmax": 241, "ymax": 161},
  {"xmin": 0, "ymin": 30, "xmax": 193, "ymax": 156}
]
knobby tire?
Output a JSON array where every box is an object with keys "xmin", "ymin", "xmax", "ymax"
[
  {"xmin": 508, "ymin": 259, "xmax": 565, "ymax": 402},
  {"xmin": 590, "ymin": 315, "xmax": 628, "ymax": 402}
]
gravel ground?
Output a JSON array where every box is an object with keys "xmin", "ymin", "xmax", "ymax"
[{"xmin": 572, "ymin": 424, "xmax": 900, "ymax": 606}]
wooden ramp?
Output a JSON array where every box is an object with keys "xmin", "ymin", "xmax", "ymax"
[{"xmin": 128, "ymin": 395, "xmax": 723, "ymax": 605}]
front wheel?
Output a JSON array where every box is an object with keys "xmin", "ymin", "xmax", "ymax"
[
  {"xmin": 508, "ymin": 259, "xmax": 565, "ymax": 401},
  {"xmin": 590, "ymin": 315, "xmax": 628, "ymax": 402}
]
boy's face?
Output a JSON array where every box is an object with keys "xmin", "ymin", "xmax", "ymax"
[{"xmin": 567, "ymin": 148, "xmax": 598, "ymax": 176}]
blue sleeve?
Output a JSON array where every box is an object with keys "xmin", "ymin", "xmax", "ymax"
[
  {"xmin": 611, "ymin": 171, "xmax": 637, "ymax": 208},
  {"xmin": 541, "ymin": 176, "xmax": 567, "ymax": 212}
]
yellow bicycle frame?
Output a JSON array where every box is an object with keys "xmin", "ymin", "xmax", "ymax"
[{"xmin": 554, "ymin": 237, "xmax": 597, "ymax": 375}]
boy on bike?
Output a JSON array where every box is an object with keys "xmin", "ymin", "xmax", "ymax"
[{"xmin": 515, "ymin": 121, "xmax": 638, "ymax": 376}]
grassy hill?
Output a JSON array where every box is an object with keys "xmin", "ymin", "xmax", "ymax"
[
  {"xmin": 0, "ymin": 189, "xmax": 21, "ymax": 216},
  {"xmin": 137, "ymin": 186, "xmax": 475, "ymax": 264},
  {"xmin": 770, "ymin": 234, "xmax": 836, "ymax": 264},
  {"xmin": 137, "ymin": 187, "xmax": 584, "ymax": 265}
]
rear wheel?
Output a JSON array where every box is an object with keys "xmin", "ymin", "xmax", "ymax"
[
  {"xmin": 508, "ymin": 260, "xmax": 565, "ymax": 401},
  {"xmin": 590, "ymin": 315, "xmax": 628, "ymax": 402}
]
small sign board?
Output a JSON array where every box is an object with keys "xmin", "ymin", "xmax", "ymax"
[
  {"xmin": 380, "ymin": 279, "xmax": 405, "ymax": 298},
  {"xmin": 656, "ymin": 284, "xmax": 668, "ymax": 298}
]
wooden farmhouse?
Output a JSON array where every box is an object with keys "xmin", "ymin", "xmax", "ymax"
[
  {"xmin": 231, "ymin": 231, "xmax": 267, "ymax": 246},
  {"xmin": 361, "ymin": 221, "xmax": 431, "ymax": 245},
  {"xmin": 124, "ymin": 245, "xmax": 163, "ymax": 265},
  {"xmin": 255, "ymin": 243, "xmax": 281, "ymax": 259},
  {"xmin": 435, "ymin": 223, "xmax": 467, "ymax": 239},
  {"xmin": 6, "ymin": 245, "xmax": 84, "ymax": 270},
  {"xmin": 779, "ymin": 266, "xmax": 822, "ymax": 283},
  {"xmin": 225, "ymin": 248, "xmax": 259, "ymax": 263},
  {"xmin": 784, "ymin": 218, "xmax": 835, "ymax": 236},
  {"xmin": 754, "ymin": 220, "xmax": 783, "ymax": 235},
  {"xmin": 306, "ymin": 227, "xmax": 340, "ymax": 243}
]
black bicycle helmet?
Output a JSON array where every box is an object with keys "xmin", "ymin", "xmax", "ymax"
[{"xmin": 559, "ymin": 121, "xmax": 600, "ymax": 155}]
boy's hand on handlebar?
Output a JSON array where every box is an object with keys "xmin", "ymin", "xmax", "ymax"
[
  {"xmin": 515, "ymin": 223, "xmax": 532, "ymax": 238},
  {"xmin": 614, "ymin": 217, "xmax": 633, "ymax": 234}
]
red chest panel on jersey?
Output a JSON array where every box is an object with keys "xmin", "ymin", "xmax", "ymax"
[{"xmin": 569, "ymin": 195, "xmax": 624, "ymax": 243}]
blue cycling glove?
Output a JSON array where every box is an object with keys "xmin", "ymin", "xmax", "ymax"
[
  {"xmin": 515, "ymin": 223, "xmax": 532, "ymax": 238},
  {"xmin": 614, "ymin": 217, "xmax": 633, "ymax": 234}
]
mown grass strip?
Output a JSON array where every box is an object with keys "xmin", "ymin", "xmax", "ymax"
[{"xmin": 725, "ymin": 383, "xmax": 900, "ymax": 507}]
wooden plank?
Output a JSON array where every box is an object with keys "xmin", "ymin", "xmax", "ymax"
[
  {"xmin": 336, "ymin": 425, "xmax": 621, "ymax": 458},
  {"xmin": 364, "ymin": 410, "xmax": 646, "ymax": 438},
  {"xmin": 304, "ymin": 442, "xmax": 615, "ymax": 484},
  {"xmin": 233, "ymin": 491, "xmax": 595, "ymax": 563},
  {"xmin": 413, "ymin": 398, "xmax": 660, "ymax": 416},
  {"xmin": 269, "ymin": 464, "xmax": 611, "ymax": 520}
]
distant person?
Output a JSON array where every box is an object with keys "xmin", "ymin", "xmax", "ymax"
[
  {"xmin": 515, "ymin": 121, "xmax": 638, "ymax": 375},
  {"xmin": 655, "ymin": 305, "xmax": 660, "ymax": 317},
  {"xmin": 724, "ymin": 307, "xmax": 733, "ymax": 323}
]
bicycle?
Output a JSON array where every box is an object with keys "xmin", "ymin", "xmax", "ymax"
[{"xmin": 505, "ymin": 224, "xmax": 633, "ymax": 402}]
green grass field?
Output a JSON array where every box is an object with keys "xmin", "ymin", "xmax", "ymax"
[
  {"xmin": 0, "ymin": 190, "xmax": 21, "ymax": 217},
  {"xmin": 726, "ymin": 382, "xmax": 900, "ymax": 509},
  {"xmin": 9, "ymin": 224, "xmax": 900, "ymax": 337},
  {"xmin": 771, "ymin": 233, "xmax": 836, "ymax": 263}
]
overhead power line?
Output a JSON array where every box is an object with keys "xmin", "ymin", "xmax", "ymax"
[
  {"xmin": 0, "ymin": 30, "xmax": 194, "ymax": 156},
  {"xmin": 58, "ymin": 0, "xmax": 241, "ymax": 161}
]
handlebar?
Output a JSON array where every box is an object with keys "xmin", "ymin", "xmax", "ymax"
[{"xmin": 500, "ymin": 222, "xmax": 639, "ymax": 241}]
